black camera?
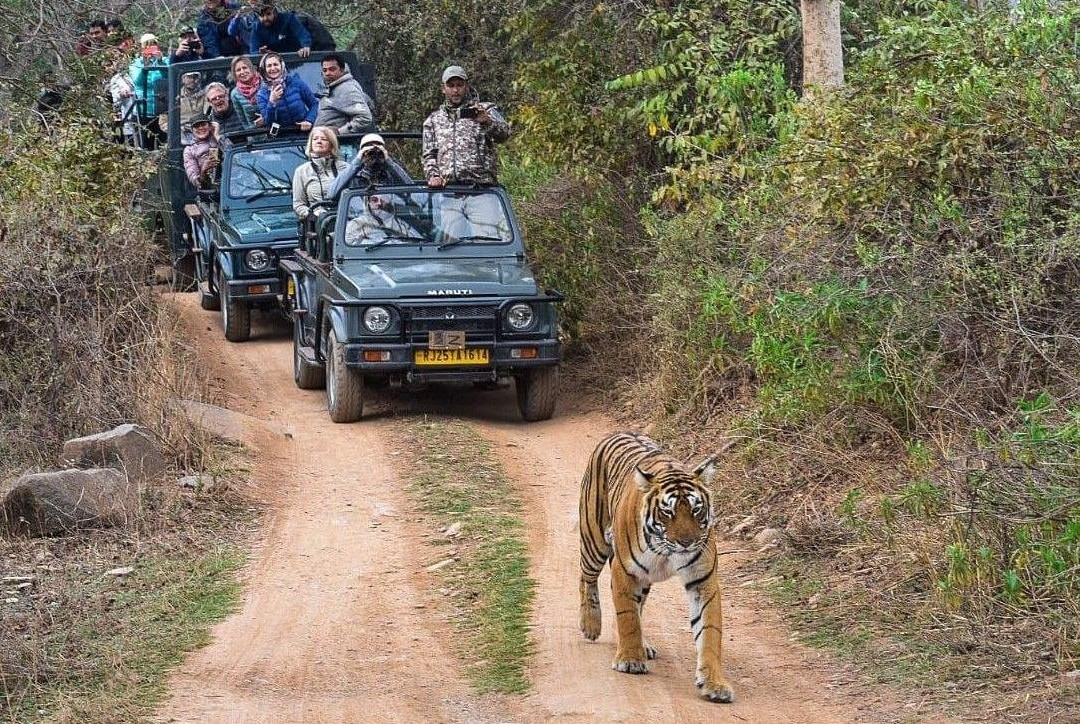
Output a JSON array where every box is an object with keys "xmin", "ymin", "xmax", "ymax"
[
  {"xmin": 460, "ymin": 104, "xmax": 480, "ymax": 120},
  {"xmin": 190, "ymin": 39, "xmax": 202, "ymax": 51}
]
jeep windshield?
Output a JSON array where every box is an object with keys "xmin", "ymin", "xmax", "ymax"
[
  {"xmin": 342, "ymin": 189, "xmax": 513, "ymax": 249},
  {"xmin": 227, "ymin": 146, "xmax": 304, "ymax": 201}
]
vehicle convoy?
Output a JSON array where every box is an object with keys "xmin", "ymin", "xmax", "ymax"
[
  {"xmin": 140, "ymin": 51, "xmax": 374, "ymax": 288},
  {"xmin": 282, "ymin": 183, "xmax": 562, "ymax": 423},
  {"xmin": 184, "ymin": 130, "xmax": 358, "ymax": 341}
]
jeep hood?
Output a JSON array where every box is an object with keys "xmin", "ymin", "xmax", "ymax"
[
  {"xmin": 222, "ymin": 206, "xmax": 298, "ymax": 245},
  {"xmin": 332, "ymin": 258, "xmax": 539, "ymax": 299}
]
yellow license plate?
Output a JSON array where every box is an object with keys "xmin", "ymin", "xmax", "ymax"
[{"xmin": 415, "ymin": 348, "xmax": 490, "ymax": 366}]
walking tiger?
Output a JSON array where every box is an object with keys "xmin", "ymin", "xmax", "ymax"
[{"xmin": 578, "ymin": 431, "xmax": 734, "ymax": 703}]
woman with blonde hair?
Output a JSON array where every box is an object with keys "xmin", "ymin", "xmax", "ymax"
[
  {"xmin": 229, "ymin": 55, "xmax": 262, "ymax": 126},
  {"xmin": 292, "ymin": 126, "xmax": 348, "ymax": 221}
]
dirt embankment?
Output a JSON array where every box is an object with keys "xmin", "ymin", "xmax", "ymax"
[{"xmin": 157, "ymin": 296, "xmax": 944, "ymax": 723}]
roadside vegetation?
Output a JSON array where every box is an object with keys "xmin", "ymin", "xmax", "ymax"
[
  {"xmin": 361, "ymin": 0, "xmax": 1079, "ymax": 715},
  {"xmin": 0, "ymin": 80, "xmax": 249, "ymax": 719},
  {"xmin": 400, "ymin": 419, "xmax": 534, "ymax": 695}
]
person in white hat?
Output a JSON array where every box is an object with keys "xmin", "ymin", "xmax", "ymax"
[{"xmin": 327, "ymin": 132, "xmax": 412, "ymax": 201}]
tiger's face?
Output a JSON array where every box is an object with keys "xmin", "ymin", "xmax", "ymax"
[{"xmin": 636, "ymin": 462, "xmax": 717, "ymax": 555}]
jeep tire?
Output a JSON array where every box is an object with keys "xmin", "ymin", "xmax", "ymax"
[
  {"xmin": 325, "ymin": 329, "xmax": 363, "ymax": 422},
  {"xmin": 516, "ymin": 366, "xmax": 558, "ymax": 421},
  {"xmin": 219, "ymin": 269, "xmax": 251, "ymax": 342},
  {"xmin": 200, "ymin": 284, "xmax": 221, "ymax": 311},
  {"xmin": 293, "ymin": 319, "xmax": 325, "ymax": 390}
]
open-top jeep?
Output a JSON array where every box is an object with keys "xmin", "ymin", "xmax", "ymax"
[
  {"xmin": 282, "ymin": 183, "xmax": 562, "ymax": 422},
  {"xmin": 184, "ymin": 131, "xmax": 358, "ymax": 341},
  {"xmin": 143, "ymin": 51, "xmax": 373, "ymax": 288}
]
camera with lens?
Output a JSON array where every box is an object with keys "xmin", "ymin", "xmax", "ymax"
[
  {"xmin": 190, "ymin": 39, "xmax": 202, "ymax": 52},
  {"xmin": 459, "ymin": 103, "xmax": 480, "ymax": 120}
]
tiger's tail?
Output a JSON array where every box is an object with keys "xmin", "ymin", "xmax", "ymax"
[{"xmin": 579, "ymin": 440, "xmax": 613, "ymax": 641}]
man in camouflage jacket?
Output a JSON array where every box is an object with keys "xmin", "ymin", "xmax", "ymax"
[{"xmin": 422, "ymin": 65, "xmax": 511, "ymax": 187}]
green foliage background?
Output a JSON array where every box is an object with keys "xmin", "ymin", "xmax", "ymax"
[{"xmin": 327, "ymin": 0, "xmax": 1079, "ymax": 698}]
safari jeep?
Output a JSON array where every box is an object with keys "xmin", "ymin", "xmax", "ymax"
[
  {"xmin": 281, "ymin": 184, "xmax": 562, "ymax": 422},
  {"xmin": 184, "ymin": 131, "xmax": 358, "ymax": 341},
  {"xmin": 146, "ymin": 51, "xmax": 373, "ymax": 288}
]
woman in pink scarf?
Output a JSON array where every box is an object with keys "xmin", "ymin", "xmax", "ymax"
[{"xmin": 230, "ymin": 55, "xmax": 263, "ymax": 126}]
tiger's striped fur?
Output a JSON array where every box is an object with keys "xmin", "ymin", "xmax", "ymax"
[{"xmin": 578, "ymin": 431, "xmax": 734, "ymax": 703}]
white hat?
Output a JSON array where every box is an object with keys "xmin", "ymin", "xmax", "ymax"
[
  {"xmin": 441, "ymin": 65, "xmax": 467, "ymax": 84},
  {"xmin": 139, "ymin": 33, "xmax": 158, "ymax": 47},
  {"xmin": 359, "ymin": 133, "xmax": 385, "ymax": 149}
]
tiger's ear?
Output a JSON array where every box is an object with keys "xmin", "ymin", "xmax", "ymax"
[
  {"xmin": 634, "ymin": 465, "xmax": 655, "ymax": 492},
  {"xmin": 692, "ymin": 454, "xmax": 719, "ymax": 486}
]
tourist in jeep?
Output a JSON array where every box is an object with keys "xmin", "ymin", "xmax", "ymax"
[
  {"xmin": 422, "ymin": 65, "xmax": 511, "ymax": 188},
  {"xmin": 183, "ymin": 114, "xmax": 221, "ymax": 189},
  {"xmin": 315, "ymin": 54, "xmax": 373, "ymax": 135},
  {"xmin": 206, "ymin": 82, "xmax": 252, "ymax": 134},
  {"xmin": 256, "ymin": 52, "xmax": 316, "ymax": 131},
  {"xmin": 198, "ymin": 0, "xmax": 244, "ymax": 57},
  {"xmin": 171, "ymin": 26, "xmax": 209, "ymax": 63},
  {"xmin": 327, "ymin": 133, "xmax": 411, "ymax": 201},
  {"xmin": 76, "ymin": 20, "xmax": 108, "ymax": 57},
  {"xmin": 248, "ymin": 2, "xmax": 311, "ymax": 57},
  {"xmin": 229, "ymin": 55, "xmax": 263, "ymax": 126},
  {"xmin": 292, "ymin": 126, "xmax": 348, "ymax": 221}
]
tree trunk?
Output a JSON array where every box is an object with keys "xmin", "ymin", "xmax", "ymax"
[{"xmin": 801, "ymin": 0, "xmax": 844, "ymax": 92}]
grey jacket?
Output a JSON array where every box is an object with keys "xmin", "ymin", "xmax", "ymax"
[
  {"xmin": 292, "ymin": 155, "xmax": 348, "ymax": 219},
  {"xmin": 315, "ymin": 73, "xmax": 374, "ymax": 135}
]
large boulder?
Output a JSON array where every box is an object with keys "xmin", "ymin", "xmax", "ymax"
[
  {"xmin": 1, "ymin": 468, "xmax": 137, "ymax": 537},
  {"xmin": 170, "ymin": 399, "xmax": 292, "ymax": 446},
  {"xmin": 59, "ymin": 424, "xmax": 166, "ymax": 484}
]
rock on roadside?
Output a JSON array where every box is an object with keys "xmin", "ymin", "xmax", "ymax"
[
  {"xmin": 59, "ymin": 424, "xmax": 165, "ymax": 484},
  {"xmin": 1, "ymin": 468, "xmax": 138, "ymax": 537}
]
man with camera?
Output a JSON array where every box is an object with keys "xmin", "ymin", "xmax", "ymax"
[
  {"xmin": 328, "ymin": 133, "xmax": 412, "ymax": 201},
  {"xmin": 422, "ymin": 65, "xmax": 510, "ymax": 188},
  {"xmin": 171, "ymin": 26, "xmax": 209, "ymax": 63}
]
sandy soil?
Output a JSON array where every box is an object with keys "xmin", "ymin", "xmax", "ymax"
[{"xmin": 156, "ymin": 294, "xmax": 943, "ymax": 723}]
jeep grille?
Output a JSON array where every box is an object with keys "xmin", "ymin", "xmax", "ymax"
[{"xmin": 406, "ymin": 303, "xmax": 499, "ymax": 342}]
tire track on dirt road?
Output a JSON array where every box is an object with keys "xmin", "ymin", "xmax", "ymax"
[
  {"xmin": 157, "ymin": 292, "xmax": 941, "ymax": 723},
  {"xmin": 156, "ymin": 296, "xmax": 508, "ymax": 724}
]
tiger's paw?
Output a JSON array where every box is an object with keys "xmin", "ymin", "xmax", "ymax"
[
  {"xmin": 696, "ymin": 675, "xmax": 735, "ymax": 704},
  {"xmin": 612, "ymin": 657, "xmax": 649, "ymax": 674},
  {"xmin": 579, "ymin": 606, "xmax": 601, "ymax": 641},
  {"xmin": 644, "ymin": 641, "xmax": 659, "ymax": 660}
]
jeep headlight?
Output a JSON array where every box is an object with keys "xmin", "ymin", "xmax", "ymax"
[
  {"xmin": 245, "ymin": 249, "xmax": 270, "ymax": 272},
  {"xmin": 363, "ymin": 306, "xmax": 392, "ymax": 334},
  {"xmin": 506, "ymin": 303, "xmax": 535, "ymax": 331}
]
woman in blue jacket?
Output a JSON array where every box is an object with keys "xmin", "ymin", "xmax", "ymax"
[{"xmin": 256, "ymin": 52, "xmax": 317, "ymax": 130}]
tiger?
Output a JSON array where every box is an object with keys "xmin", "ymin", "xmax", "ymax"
[{"xmin": 578, "ymin": 431, "xmax": 734, "ymax": 703}]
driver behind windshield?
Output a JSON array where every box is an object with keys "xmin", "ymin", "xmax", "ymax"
[{"xmin": 344, "ymin": 194, "xmax": 421, "ymax": 246}]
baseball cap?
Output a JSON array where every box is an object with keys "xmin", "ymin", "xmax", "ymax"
[
  {"xmin": 189, "ymin": 113, "xmax": 211, "ymax": 126},
  {"xmin": 441, "ymin": 65, "xmax": 467, "ymax": 84},
  {"xmin": 359, "ymin": 133, "xmax": 385, "ymax": 150}
]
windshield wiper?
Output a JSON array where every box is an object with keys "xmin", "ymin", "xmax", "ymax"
[
  {"xmin": 364, "ymin": 234, "xmax": 427, "ymax": 251},
  {"xmin": 437, "ymin": 235, "xmax": 503, "ymax": 251},
  {"xmin": 244, "ymin": 185, "xmax": 290, "ymax": 203}
]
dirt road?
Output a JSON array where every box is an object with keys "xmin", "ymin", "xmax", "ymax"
[{"xmin": 157, "ymin": 295, "xmax": 932, "ymax": 723}]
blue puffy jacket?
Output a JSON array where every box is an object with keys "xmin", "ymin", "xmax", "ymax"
[{"xmin": 256, "ymin": 73, "xmax": 318, "ymax": 127}]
